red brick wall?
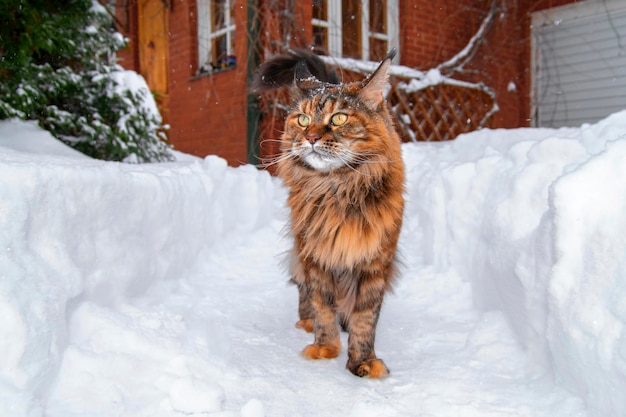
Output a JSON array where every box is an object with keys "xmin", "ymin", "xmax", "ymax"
[
  {"xmin": 471, "ymin": 0, "xmax": 532, "ymax": 129},
  {"xmin": 115, "ymin": 0, "xmax": 138, "ymax": 71},
  {"xmin": 166, "ymin": 0, "xmax": 250, "ymax": 166},
  {"xmin": 399, "ymin": 0, "xmax": 488, "ymax": 69},
  {"xmin": 117, "ymin": 0, "xmax": 251, "ymax": 166}
]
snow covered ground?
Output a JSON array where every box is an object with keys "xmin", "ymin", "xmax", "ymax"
[{"xmin": 1, "ymin": 112, "xmax": 626, "ymax": 417}]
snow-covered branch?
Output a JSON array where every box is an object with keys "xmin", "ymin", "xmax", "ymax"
[
  {"xmin": 318, "ymin": 55, "xmax": 496, "ymax": 101},
  {"xmin": 437, "ymin": 0, "xmax": 498, "ymax": 75}
]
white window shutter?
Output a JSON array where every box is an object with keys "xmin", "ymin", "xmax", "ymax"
[{"xmin": 532, "ymin": 0, "xmax": 626, "ymax": 127}]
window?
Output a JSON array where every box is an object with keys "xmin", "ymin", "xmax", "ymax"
[
  {"xmin": 312, "ymin": 0, "xmax": 398, "ymax": 61},
  {"xmin": 197, "ymin": 0, "xmax": 236, "ymax": 73}
]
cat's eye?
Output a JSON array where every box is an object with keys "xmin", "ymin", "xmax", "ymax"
[
  {"xmin": 330, "ymin": 113, "xmax": 348, "ymax": 126},
  {"xmin": 297, "ymin": 114, "xmax": 310, "ymax": 127}
]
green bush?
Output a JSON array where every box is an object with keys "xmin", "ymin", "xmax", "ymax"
[{"xmin": 0, "ymin": 0, "xmax": 173, "ymax": 162}]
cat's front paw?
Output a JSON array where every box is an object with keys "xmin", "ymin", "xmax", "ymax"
[
  {"xmin": 295, "ymin": 319, "xmax": 314, "ymax": 333},
  {"xmin": 349, "ymin": 359, "xmax": 389, "ymax": 378},
  {"xmin": 301, "ymin": 343, "xmax": 340, "ymax": 360}
]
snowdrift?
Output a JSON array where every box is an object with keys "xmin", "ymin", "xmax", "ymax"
[
  {"xmin": 402, "ymin": 111, "xmax": 626, "ymax": 416},
  {"xmin": 1, "ymin": 112, "xmax": 625, "ymax": 416},
  {"xmin": 0, "ymin": 121, "xmax": 284, "ymax": 415}
]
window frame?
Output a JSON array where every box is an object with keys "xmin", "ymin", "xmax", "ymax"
[
  {"xmin": 312, "ymin": 0, "xmax": 399, "ymax": 61},
  {"xmin": 197, "ymin": 0, "xmax": 236, "ymax": 74}
]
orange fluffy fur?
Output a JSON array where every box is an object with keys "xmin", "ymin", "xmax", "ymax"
[{"xmin": 268, "ymin": 51, "xmax": 404, "ymax": 378}]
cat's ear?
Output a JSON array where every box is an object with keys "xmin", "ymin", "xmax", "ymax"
[
  {"xmin": 294, "ymin": 60, "xmax": 326, "ymax": 92},
  {"xmin": 358, "ymin": 49, "xmax": 397, "ymax": 110}
]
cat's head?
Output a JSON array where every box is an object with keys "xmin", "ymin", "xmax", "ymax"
[{"xmin": 281, "ymin": 51, "xmax": 397, "ymax": 173}]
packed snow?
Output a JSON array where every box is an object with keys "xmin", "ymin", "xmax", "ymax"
[{"xmin": 1, "ymin": 111, "xmax": 626, "ymax": 417}]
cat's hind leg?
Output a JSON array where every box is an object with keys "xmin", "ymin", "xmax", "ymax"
[
  {"xmin": 295, "ymin": 319, "xmax": 314, "ymax": 333},
  {"xmin": 294, "ymin": 281, "xmax": 314, "ymax": 333},
  {"xmin": 290, "ymin": 258, "xmax": 314, "ymax": 333}
]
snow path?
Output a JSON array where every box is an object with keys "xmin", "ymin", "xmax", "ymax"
[{"xmin": 47, "ymin": 223, "xmax": 585, "ymax": 417}]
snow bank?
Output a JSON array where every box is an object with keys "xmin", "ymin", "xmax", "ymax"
[
  {"xmin": 0, "ymin": 121, "xmax": 284, "ymax": 415},
  {"xmin": 402, "ymin": 110, "xmax": 626, "ymax": 416}
]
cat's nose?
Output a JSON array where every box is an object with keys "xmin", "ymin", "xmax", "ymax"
[{"xmin": 305, "ymin": 133, "xmax": 320, "ymax": 144}]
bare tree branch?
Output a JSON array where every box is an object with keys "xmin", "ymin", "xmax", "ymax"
[{"xmin": 438, "ymin": 0, "xmax": 498, "ymax": 76}]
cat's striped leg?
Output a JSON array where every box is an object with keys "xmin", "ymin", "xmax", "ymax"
[
  {"xmin": 345, "ymin": 276, "xmax": 389, "ymax": 378},
  {"xmin": 301, "ymin": 283, "xmax": 341, "ymax": 360}
]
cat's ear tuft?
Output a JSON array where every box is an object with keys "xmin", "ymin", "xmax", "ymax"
[{"xmin": 359, "ymin": 49, "xmax": 397, "ymax": 110}]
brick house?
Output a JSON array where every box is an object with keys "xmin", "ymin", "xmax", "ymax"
[{"xmin": 112, "ymin": 0, "xmax": 626, "ymax": 166}]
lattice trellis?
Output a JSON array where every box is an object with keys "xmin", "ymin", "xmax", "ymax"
[{"xmin": 388, "ymin": 80, "xmax": 496, "ymax": 142}]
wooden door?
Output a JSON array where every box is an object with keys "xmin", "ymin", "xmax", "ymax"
[{"xmin": 138, "ymin": 0, "xmax": 169, "ymax": 125}]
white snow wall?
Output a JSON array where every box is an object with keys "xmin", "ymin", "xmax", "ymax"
[
  {"xmin": 0, "ymin": 152, "xmax": 283, "ymax": 415},
  {"xmin": 402, "ymin": 111, "xmax": 626, "ymax": 417}
]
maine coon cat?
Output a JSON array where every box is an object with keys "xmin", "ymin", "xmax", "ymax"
[{"xmin": 254, "ymin": 50, "xmax": 404, "ymax": 378}]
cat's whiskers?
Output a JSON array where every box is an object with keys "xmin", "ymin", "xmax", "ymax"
[
  {"xmin": 256, "ymin": 150, "xmax": 295, "ymax": 169},
  {"xmin": 341, "ymin": 148, "xmax": 400, "ymax": 166},
  {"xmin": 259, "ymin": 138, "xmax": 284, "ymax": 145},
  {"xmin": 335, "ymin": 153, "xmax": 375, "ymax": 176},
  {"xmin": 253, "ymin": 138, "xmax": 289, "ymax": 168}
]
